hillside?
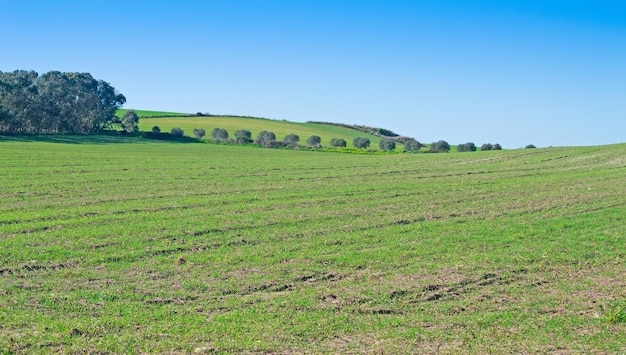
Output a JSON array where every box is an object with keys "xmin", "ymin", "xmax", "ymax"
[
  {"xmin": 117, "ymin": 109, "xmax": 407, "ymax": 149},
  {"xmin": 1, "ymin": 136, "xmax": 624, "ymax": 353}
]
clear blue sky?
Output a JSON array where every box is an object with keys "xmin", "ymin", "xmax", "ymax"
[{"xmin": 2, "ymin": 0, "xmax": 625, "ymax": 148}]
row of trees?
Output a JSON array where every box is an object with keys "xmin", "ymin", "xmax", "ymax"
[
  {"xmin": 155, "ymin": 126, "xmax": 425, "ymax": 151},
  {"xmin": 0, "ymin": 70, "xmax": 127, "ymax": 134}
]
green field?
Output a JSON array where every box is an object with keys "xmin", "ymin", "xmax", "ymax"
[
  {"xmin": 118, "ymin": 109, "xmax": 402, "ymax": 148},
  {"xmin": 1, "ymin": 135, "xmax": 625, "ymax": 353}
]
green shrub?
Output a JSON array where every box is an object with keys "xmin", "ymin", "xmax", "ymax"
[
  {"xmin": 353, "ymin": 137, "xmax": 370, "ymax": 149},
  {"xmin": 457, "ymin": 142, "xmax": 476, "ymax": 152},
  {"xmin": 493, "ymin": 143, "xmax": 502, "ymax": 150},
  {"xmin": 171, "ymin": 127, "xmax": 184, "ymax": 137},
  {"xmin": 429, "ymin": 140, "xmax": 450, "ymax": 153},
  {"xmin": 211, "ymin": 128, "xmax": 229, "ymax": 141},
  {"xmin": 481, "ymin": 143, "xmax": 493, "ymax": 151},
  {"xmin": 403, "ymin": 139, "xmax": 421, "ymax": 152},
  {"xmin": 307, "ymin": 135, "xmax": 321, "ymax": 148},
  {"xmin": 256, "ymin": 131, "xmax": 276, "ymax": 145},
  {"xmin": 283, "ymin": 133, "xmax": 300, "ymax": 147},
  {"xmin": 193, "ymin": 128, "xmax": 206, "ymax": 139},
  {"xmin": 379, "ymin": 138, "xmax": 396, "ymax": 151},
  {"xmin": 525, "ymin": 144, "xmax": 537, "ymax": 149},
  {"xmin": 329, "ymin": 138, "xmax": 347, "ymax": 148},
  {"xmin": 151, "ymin": 126, "xmax": 161, "ymax": 134}
]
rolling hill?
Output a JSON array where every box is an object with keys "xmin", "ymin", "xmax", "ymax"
[{"xmin": 117, "ymin": 109, "xmax": 408, "ymax": 149}]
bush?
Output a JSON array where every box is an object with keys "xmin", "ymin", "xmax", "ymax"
[
  {"xmin": 353, "ymin": 137, "xmax": 370, "ymax": 149},
  {"xmin": 151, "ymin": 126, "xmax": 161, "ymax": 134},
  {"xmin": 481, "ymin": 143, "xmax": 493, "ymax": 151},
  {"xmin": 235, "ymin": 129, "xmax": 252, "ymax": 139},
  {"xmin": 255, "ymin": 131, "xmax": 276, "ymax": 145},
  {"xmin": 457, "ymin": 142, "xmax": 477, "ymax": 152},
  {"xmin": 193, "ymin": 128, "xmax": 206, "ymax": 139},
  {"xmin": 120, "ymin": 110, "xmax": 139, "ymax": 133},
  {"xmin": 329, "ymin": 138, "xmax": 347, "ymax": 148},
  {"xmin": 262, "ymin": 141, "xmax": 290, "ymax": 148},
  {"xmin": 379, "ymin": 138, "xmax": 396, "ymax": 151},
  {"xmin": 492, "ymin": 143, "xmax": 502, "ymax": 150},
  {"xmin": 283, "ymin": 133, "xmax": 300, "ymax": 147},
  {"xmin": 525, "ymin": 144, "xmax": 537, "ymax": 149},
  {"xmin": 171, "ymin": 127, "xmax": 184, "ymax": 137},
  {"xmin": 429, "ymin": 140, "xmax": 450, "ymax": 153},
  {"xmin": 306, "ymin": 135, "xmax": 322, "ymax": 148},
  {"xmin": 403, "ymin": 139, "xmax": 421, "ymax": 152},
  {"xmin": 211, "ymin": 128, "xmax": 229, "ymax": 141}
]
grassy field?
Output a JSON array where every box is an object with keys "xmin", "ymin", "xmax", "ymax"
[
  {"xmin": 0, "ymin": 135, "xmax": 625, "ymax": 353},
  {"xmin": 117, "ymin": 109, "xmax": 401, "ymax": 148}
]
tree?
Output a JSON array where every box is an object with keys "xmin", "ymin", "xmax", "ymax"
[
  {"xmin": 152, "ymin": 126, "xmax": 161, "ymax": 134},
  {"xmin": 353, "ymin": 137, "xmax": 370, "ymax": 149},
  {"xmin": 429, "ymin": 140, "xmax": 450, "ymax": 153},
  {"xmin": 306, "ymin": 135, "xmax": 321, "ymax": 147},
  {"xmin": 492, "ymin": 143, "xmax": 502, "ymax": 150},
  {"xmin": 379, "ymin": 138, "xmax": 396, "ymax": 151},
  {"xmin": 283, "ymin": 133, "xmax": 300, "ymax": 147},
  {"xmin": 235, "ymin": 129, "xmax": 253, "ymax": 144},
  {"xmin": 0, "ymin": 70, "xmax": 125, "ymax": 134},
  {"xmin": 481, "ymin": 143, "xmax": 493, "ymax": 151},
  {"xmin": 525, "ymin": 144, "xmax": 537, "ymax": 149},
  {"xmin": 171, "ymin": 127, "xmax": 184, "ymax": 137},
  {"xmin": 255, "ymin": 131, "xmax": 276, "ymax": 145},
  {"xmin": 193, "ymin": 128, "xmax": 206, "ymax": 139},
  {"xmin": 457, "ymin": 142, "xmax": 476, "ymax": 152},
  {"xmin": 329, "ymin": 138, "xmax": 347, "ymax": 147},
  {"xmin": 403, "ymin": 138, "xmax": 421, "ymax": 152},
  {"xmin": 211, "ymin": 128, "xmax": 229, "ymax": 141},
  {"xmin": 120, "ymin": 110, "xmax": 139, "ymax": 133}
]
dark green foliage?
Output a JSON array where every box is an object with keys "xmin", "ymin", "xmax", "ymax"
[
  {"xmin": 235, "ymin": 129, "xmax": 253, "ymax": 144},
  {"xmin": 481, "ymin": 143, "xmax": 493, "ymax": 151},
  {"xmin": 379, "ymin": 138, "xmax": 396, "ymax": 151},
  {"xmin": 151, "ymin": 126, "xmax": 161, "ymax": 134},
  {"xmin": 193, "ymin": 128, "xmax": 206, "ymax": 139},
  {"xmin": 171, "ymin": 127, "xmax": 184, "ymax": 137},
  {"xmin": 525, "ymin": 144, "xmax": 537, "ymax": 149},
  {"xmin": 493, "ymin": 143, "xmax": 502, "ymax": 150},
  {"xmin": 235, "ymin": 129, "xmax": 252, "ymax": 139},
  {"xmin": 262, "ymin": 141, "xmax": 290, "ymax": 148},
  {"xmin": 0, "ymin": 70, "xmax": 125, "ymax": 134},
  {"xmin": 429, "ymin": 140, "xmax": 450, "ymax": 153},
  {"xmin": 120, "ymin": 110, "xmax": 139, "ymax": 133},
  {"xmin": 306, "ymin": 135, "xmax": 322, "ymax": 147},
  {"xmin": 329, "ymin": 138, "xmax": 347, "ymax": 148},
  {"xmin": 211, "ymin": 128, "xmax": 229, "ymax": 141},
  {"xmin": 353, "ymin": 137, "xmax": 371, "ymax": 149},
  {"xmin": 403, "ymin": 138, "xmax": 422, "ymax": 152},
  {"xmin": 255, "ymin": 131, "xmax": 276, "ymax": 145},
  {"xmin": 457, "ymin": 142, "xmax": 477, "ymax": 152},
  {"xmin": 283, "ymin": 133, "xmax": 300, "ymax": 147}
]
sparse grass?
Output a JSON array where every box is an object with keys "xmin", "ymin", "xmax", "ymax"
[{"xmin": 0, "ymin": 137, "xmax": 624, "ymax": 353}]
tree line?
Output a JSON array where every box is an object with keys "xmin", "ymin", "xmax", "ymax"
[{"xmin": 0, "ymin": 70, "xmax": 127, "ymax": 134}]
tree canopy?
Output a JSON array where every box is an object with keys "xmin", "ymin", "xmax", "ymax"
[{"xmin": 0, "ymin": 70, "xmax": 126, "ymax": 134}]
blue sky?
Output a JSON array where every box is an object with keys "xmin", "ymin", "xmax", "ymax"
[{"xmin": 2, "ymin": 0, "xmax": 625, "ymax": 148}]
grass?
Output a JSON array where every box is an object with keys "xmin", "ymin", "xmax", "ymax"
[
  {"xmin": 0, "ymin": 136, "xmax": 625, "ymax": 353},
  {"xmin": 116, "ymin": 108, "xmax": 403, "ymax": 149}
]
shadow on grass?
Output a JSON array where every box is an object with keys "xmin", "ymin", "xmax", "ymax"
[{"xmin": 0, "ymin": 132, "xmax": 201, "ymax": 145}]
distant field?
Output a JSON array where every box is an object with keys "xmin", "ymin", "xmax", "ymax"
[
  {"xmin": 116, "ymin": 109, "xmax": 188, "ymax": 118},
  {"xmin": 117, "ymin": 109, "xmax": 402, "ymax": 149},
  {"xmin": 0, "ymin": 136, "xmax": 624, "ymax": 353}
]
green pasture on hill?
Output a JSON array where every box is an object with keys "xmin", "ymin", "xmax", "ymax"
[
  {"xmin": 118, "ymin": 109, "xmax": 401, "ymax": 149},
  {"xmin": 0, "ymin": 136, "xmax": 624, "ymax": 353}
]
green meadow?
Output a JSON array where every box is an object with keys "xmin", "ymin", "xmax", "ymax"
[
  {"xmin": 119, "ymin": 109, "xmax": 397, "ymax": 148},
  {"xmin": 0, "ymin": 135, "xmax": 624, "ymax": 353}
]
